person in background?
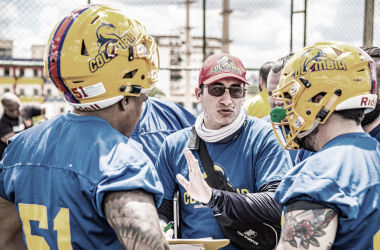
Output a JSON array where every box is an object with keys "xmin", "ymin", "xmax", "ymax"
[
  {"xmin": 0, "ymin": 92, "xmax": 55, "ymax": 159},
  {"xmin": 243, "ymin": 61, "xmax": 273, "ymax": 118},
  {"xmin": 261, "ymin": 53, "xmax": 298, "ymax": 165}
]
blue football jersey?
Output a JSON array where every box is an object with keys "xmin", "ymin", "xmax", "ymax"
[
  {"xmin": 131, "ymin": 97, "xmax": 196, "ymax": 164},
  {"xmin": 295, "ymin": 124, "xmax": 380, "ymax": 165},
  {"xmin": 156, "ymin": 116, "xmax": 291, "ymax": 250},
  {"xmin": 294, "ymin": 148, "xmax": 315, "ymax": 165},
  {"xmin": 370, "ymin": 123, "xmax": 380, "ymax": 143},
  {"xmin": 0, "ymin": 112, "xmax": 164, "ymax": 250},
  {"xmin": 275, "ymin": 133, "xmax": 380, "ymax": 249}
]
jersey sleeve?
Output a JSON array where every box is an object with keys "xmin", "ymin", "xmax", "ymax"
[
  {"xmin": 163, "ymin": 101, "xmax": 196, "ymax": 128},
  {"xmin": 155, "ymin": 138, "xmax": 178, "ymax": 200},
  {"xmin": 254, "ymin": 128, "xmax": 292, "ymax": 191},
  {"xmin": 93, "ymin": 141, "xmax": 164, "ymax": 219},
  {"xmin": 274, "ymin": 165, "xmax": 359, "ymax": 220},
  {"xmin": 0, "ymin": 120, "xmax": 13, "ymax": 138}
]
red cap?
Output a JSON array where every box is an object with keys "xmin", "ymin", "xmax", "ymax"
[{"xmin": 198, "ymin": 53, "xmax": 249, "ymax": 87}]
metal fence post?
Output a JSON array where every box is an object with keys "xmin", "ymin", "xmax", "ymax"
[{"xmin": 363, "ymin": 0, "xmax": 374, "ymax": 46}]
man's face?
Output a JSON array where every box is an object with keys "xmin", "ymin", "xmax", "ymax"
[
  {"xmin": 267, "ymin": 70, "xmax": 281, "ymax": 109},
  {"xmin": 195, "ymin": 77, "xmax": 245, "ymax": 130},
  {"xmin": 362, "ymin": 57, "xmax": 380, "ymax": 127},
  {"xmin": 3, "ymin": 100, "xmax": 22, "ymax": 119}
]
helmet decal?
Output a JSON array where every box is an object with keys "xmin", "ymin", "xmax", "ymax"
[
  {"xmin": 89, "ymin": 23, "xmax": 137, "ymax": 73},
  {"xmin": 290, "ymin": 48, "xmax": 347, "ymax": 79}
]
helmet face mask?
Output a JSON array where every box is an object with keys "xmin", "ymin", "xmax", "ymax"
[
  {"xmin": 270, "ymin": 41, "xmax": 378, "ymax": 150},
  {"xmin": 44, "ymin": 4, "xmax": 160, "ymax": 111}
]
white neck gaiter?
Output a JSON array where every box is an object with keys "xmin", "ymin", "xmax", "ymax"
[{"xmin": 195, "ymin": 108, "xmax": 247, "ymax": 143}]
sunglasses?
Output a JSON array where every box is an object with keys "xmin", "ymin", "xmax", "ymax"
[{"xmin": 203, "ymin": 84, "xmax": 246, "ymax": 98}]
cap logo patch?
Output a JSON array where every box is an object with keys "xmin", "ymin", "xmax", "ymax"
[
  {"xmin": 290, "ymin": 48, "xmax": 347, "ymax": 79},
  {"xmin": 210, "ymin": 56, "xmax": 242, "ymax": 75},
  {"xmin": 89, "ymin": 23, "xmax": 137, "ymax": 73}
]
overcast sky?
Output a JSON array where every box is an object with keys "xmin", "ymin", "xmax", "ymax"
[{"xmin": 0, "ymin": 0, "xmax": 380, "ymax": 70}]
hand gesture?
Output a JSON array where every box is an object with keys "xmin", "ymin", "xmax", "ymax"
[{"xmin": 176, "ymin": 148, "xmax": 212, "ymax": 204}]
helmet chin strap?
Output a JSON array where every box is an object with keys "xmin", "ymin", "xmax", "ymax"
[{"xmin": 297, "ymin": 89, "xmax": 341, "ymax": 139}]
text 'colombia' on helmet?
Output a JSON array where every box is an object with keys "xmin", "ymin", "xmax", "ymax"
[
  {"xmin": 44, "ymin": 4, "xmax": 160, "ymax": 111},
  {"xmin": 270, "ymin": 41, "xmax": 377, "ymax": 150}
]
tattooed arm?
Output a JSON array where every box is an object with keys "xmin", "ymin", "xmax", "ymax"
[
  {"xmin": 276, "ymin": 201, "xmax": 338, "ymax": 250},
  {"xmin": 104, "ymin": 189, "xmax": 170, "ymax": 250}
]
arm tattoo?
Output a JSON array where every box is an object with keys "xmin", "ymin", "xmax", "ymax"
[
  {"xmin": 281, "ymin": 208, "xmax": 337, "ymax": 249},
  {"xmin": 104, "ymin": 189, "xmax": 169, "ymax": 250}
]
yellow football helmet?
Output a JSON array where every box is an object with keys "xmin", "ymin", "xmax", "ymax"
[
  {"xmin": 44, "ymin": 4, "xmax": 159, "ymax": 111},
  {"xmin": 270, "ymin": 41, "xmax": 377, "ymax": 150}
]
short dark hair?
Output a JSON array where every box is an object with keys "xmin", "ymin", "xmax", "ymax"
[
  {"xmin": 360, "ymin": 45, "xmax": 380, "ymax": 58},
  {"xmin": 334, "ymin": 108, "xmax": 364, "ymax": 125},
  {"xmin": 272, "ymin": 53, "xmax": 294, "ymax": 74},
  {"xmin": 259, "ymin": 62, "xmax": 274, "ymax": 87}
]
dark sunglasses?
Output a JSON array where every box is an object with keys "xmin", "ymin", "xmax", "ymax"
[{"xmin": 203, "ymin": 84, "xmax": 246, "ymax": 98}]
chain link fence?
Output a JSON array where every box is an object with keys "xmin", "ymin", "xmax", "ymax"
[{"xmin": 0, "ymin": 0, "xmax": 379, "ymax": 106}]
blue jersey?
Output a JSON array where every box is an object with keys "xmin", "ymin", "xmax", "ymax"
[
  {"xmin": 275, "ymin": 133, "xmax": 380, "ymax": 250},
  {"xmin": 295, "ymin": 123, "xmax": 380, "ymax": 165},
  {"xmin": 262, "ymin": 115, "xmax": 298, "ymax": 165},
  {"xmin": 156, "ymin": 117, "xmax": 291, "ymax": 250},
  {"xmin": 370, "ymin": 123, "xmax": 380, "ymax": 142},
  {"xmin": 294, "ymin": 149, "xmax": 315, "ymax": 165},
  {"xmin": 0, "ymin": 112, "xmax": 164, "ymax": 250},
  {"xmin": 131, "ymin": 97, "xmax": 196, "ymax": 164}
]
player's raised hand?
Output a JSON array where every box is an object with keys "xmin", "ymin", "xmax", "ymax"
[{"xmin": 176, "ymin": 148, "xmax": 212, "ymax": 204}]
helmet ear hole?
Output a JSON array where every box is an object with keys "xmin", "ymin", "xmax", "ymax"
[
  {"xmin": 123, "ymin": 69, "xmax": 138, "ymax": 79},
  {"xmin": 81, "ymin": 40, "xmax": 89, "ymax": 56},
  {"xmin": 309, "ymin": 92, "xmax": 326, "ymax": 103}
]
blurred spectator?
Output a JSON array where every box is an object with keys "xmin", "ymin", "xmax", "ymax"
[
  {"xmin": 261, "ymin": 53, "xmax": 297, "ymax": 165},
  {"xmin": 243, "ymin": 62, "xmax": 273, "ymax": 118},
  {"xmin": 0, "ymin": 92, "xmax": 54, "ymax": 159}
]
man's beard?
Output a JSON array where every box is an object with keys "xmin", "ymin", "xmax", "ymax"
[
  {"xmin": 361, "ymin": 100, "xmax": 380, "ymax": 127},
  {"xmin": 294, "ymin": 125, "xmax": 319, "ymax": 152}
]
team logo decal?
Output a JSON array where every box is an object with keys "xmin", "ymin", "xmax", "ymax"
[
  {"xmin": 290, "ymin": 48, "xmax": 347, "ymax": 79},
  {"xmin": 89, "ymin": 23, "xmax": 137, "ymax": 73},
  {"xmin": 210, "ymin": 56, "xmax": 242, "ymax": 75}
]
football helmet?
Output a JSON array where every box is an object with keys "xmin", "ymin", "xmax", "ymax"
[
  {"xmin": 270, "ymin": 41, "xmax": 377, "ymax": 150},
  {"xmin": 44, "ymin": 4, "xmax": 159, "ymax": 111}
]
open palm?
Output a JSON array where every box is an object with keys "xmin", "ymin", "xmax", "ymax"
[{"xmin": 176, "ymin": 148, "xmax": 212, "ymax": 204}]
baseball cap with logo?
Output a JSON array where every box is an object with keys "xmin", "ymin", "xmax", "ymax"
[{"xmin": 198, "ymin": 53, "xmax": 249, "ymax": 87}]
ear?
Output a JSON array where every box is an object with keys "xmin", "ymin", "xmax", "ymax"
[
  {"xmin": 195, "ymin": 87, "xmax": 202, "ymax": 103},
  {"xmin": 315, "ymin": 95, "xmax": 324, "ymax": 103},
  {"xmin": 259, "ymin": 76, "xmax": 266, "ymax": 89},
  {"xmin": 119, "ymin": 97, "xmax": 129, "ymax": 111}
]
